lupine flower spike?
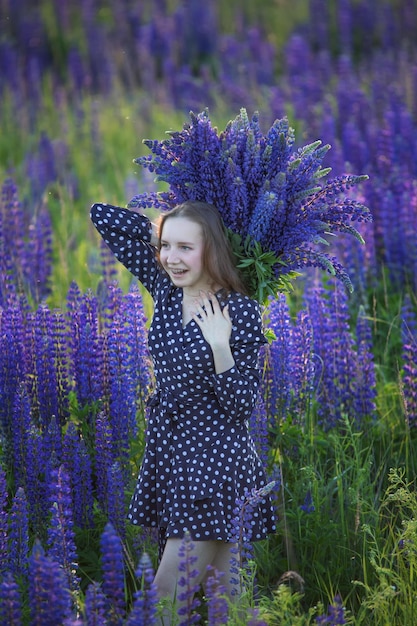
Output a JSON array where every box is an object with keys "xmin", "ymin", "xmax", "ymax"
[
  {"xmin": 126, "ymin": 552, "xmax": 158, "ymax": 626},
  {"xmin": 177, "ymin": 531, "xmax": 201, "ymax": 625}
]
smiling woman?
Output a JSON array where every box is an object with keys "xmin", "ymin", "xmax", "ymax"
[{"xmin": 90, "ymin": 198, "xmax": 276, "ymax": 624}]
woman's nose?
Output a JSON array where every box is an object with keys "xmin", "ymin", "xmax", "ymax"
[{"xmin": 167, "ymin": 248, "xmax": 180, "ymax": 263}]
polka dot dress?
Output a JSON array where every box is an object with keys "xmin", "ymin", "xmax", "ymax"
[{"xmin": 90, "ymin": 203, "xmax": 276, "ymax": 544}]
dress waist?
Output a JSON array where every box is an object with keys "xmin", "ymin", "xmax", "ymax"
[{"xmin": 147, "ymin": 387, "xmax": 214, "ymax": 421}]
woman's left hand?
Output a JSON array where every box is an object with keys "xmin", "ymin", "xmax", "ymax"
[{"xmin": 192, "ymin": 292, "xmax": 232, "ymax": 348}]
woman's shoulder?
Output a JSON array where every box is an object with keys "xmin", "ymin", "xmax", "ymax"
[
  {"xmin": 220, "ymin": 290, "xmax": 261, "ymax": 312},
  {"xmin": 219, "ymin": 291, "xmax": 266, "ymax": 341}
]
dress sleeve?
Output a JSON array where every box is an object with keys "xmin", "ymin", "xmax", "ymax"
[
  {"xmin": 211, "ymin": 296, "xmax": 267, "ymax": 423},
  {"xmin": 90, "ymin": 202, "xmax": 160, "ymax": 295}
]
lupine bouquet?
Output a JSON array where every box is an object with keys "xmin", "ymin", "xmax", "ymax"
[{"xmin": 128, "ymin": 108, "xmax": 371, "ymax": 304}]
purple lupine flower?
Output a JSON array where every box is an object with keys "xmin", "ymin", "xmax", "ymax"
[
  {"xmin": 95, "ymin": 411, "xmax": 115, "ymax": 512},
  {"xmin": 126, "ymin": 552, "xmax": 158, "ymax": 626},
  {"xmin": 62, "ymin": 423, "xmax": 94, "ymax": 529},
  {"xmin": 25, "ymin": 427, "xmax": 49, "ymax": 539},
  {"xmin": 66, "ymin": 286, "xmax": 104, "ymax": 408},
  {"xmin": 100, "ymin": 523, "xmax": 126, "ymax": 625},
  {"xmin": 120, "ymin": 284, "xmax": 151, "ymax": 410},
  {"xmin": 73, "ymin": 437, "xmax": 94, "ymax": 529},
  {"xmin": 0, "ymin": 180, "xmax": 28, "ymax": 302},
  {"xmin": 84, "ymin": 582, "xmax": 108, "ymax": 626},
  {"xmin": 401, "ymin": 295, "xmax": 417, "ymax": 427},
  {"xmin": 249, "ymin": 397, "xmax": 269, "ymax": 469},
  {"xmin": 229, "ymin": 493, "xmax": 256, "ymax": 580},
  {"xmin": 43, "ymin": 415, "xmax": 63, "ymax": 470},
  {"xmin": 305, "ymin": 283, "xmax": 356, "ymax": 429},
  {"xmin": 0, "ymin": 303, "xmax": 26, "ymax": 448},
  {"xmin": 229, "ymin": 482, "xmax": 277, "ymax": 585},
  {"xmin": 10, "ymin": 383, "xmax": 32, "ymax": 491},
  {"xmin": 24, "ymin": 204, "xmax": 53, "ymax": 303},
  {"xmin": 177, "ymin": 531, "xmax": 201, "ymax": 625},
  {"xmin": 51, "ymin": 308, "xmax": 72, "ymax": 424},
  {"xmin": 205, "ymin": 566, "xmax": 228, "ymax": 626},
  {"xmin": 99, "ymin": 239, "xmax": 119, "ymax": 290},
  {"xmin": 300, "ymin": 490, "xmax": 315, "ymax": 514},
  {"xmin": 0, "ymin": 573, "xmax": 23, "ymax": 625},
  {"xmin": 47, "ymin": 465, "xmax": 79, "ymax": 592},
  {"xmin": 337, "ymin": 0, "xmax": 353, "ymax": 55},
  {"xmin": 316, "ymin": 594, "xmax": 347, "ymax": 625},
  {"xmin": 106, "ymin": 462, "xmax": 127, "ymax": 541},
  {"xmin": 28, "ymin": 539, "xmax": 73, "ymax": 626},
  {"xmin": 263, "ymin": 294, "xmax": 293, "ymax": 421},
  {"xmin": 290, "ymin": 308, "xmax": 316, "ymax": 421},
  {"xmin": 7, "ymin": 487, "xmax": 29, "ymax": 579},
  {"xmin": 105, "ymin": 305, "xmax": 135, "ymax": 476},
  {"xmin": 25, "ymin": 132, "xmax": 57, "ymax": 204},
  {"xmin": 0, "ymin": 466, "xmax": 8, "ymax": 577},
  {"xmin": 352, "ymin": 306, "xmax": 377, "ymax": 423}
]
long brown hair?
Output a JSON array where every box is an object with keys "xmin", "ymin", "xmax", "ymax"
[{"xmin": 157, "ymin": 200, "xmax": 248, "ymax": 295}]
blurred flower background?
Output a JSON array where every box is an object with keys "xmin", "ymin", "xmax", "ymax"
[{"xmin": 1, "ymin": 0, "xmax": 417, "ymax": 624}]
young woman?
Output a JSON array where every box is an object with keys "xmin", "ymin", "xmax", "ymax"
[{"xmin": 90, "ymin": 200, "xmax": 276, "ymax": 620}]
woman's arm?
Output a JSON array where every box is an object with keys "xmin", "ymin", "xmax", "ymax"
[{"xmin": 90, "ymin": 203, "xmax": 160, "ymax": 294}]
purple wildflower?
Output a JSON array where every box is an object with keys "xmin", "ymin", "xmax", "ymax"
[
  {"xmin": 0, "ymin": 573, "xmax": 23, "ymax": 625},
  {"xmin": 47, "ymin": 465, "xmax": 79, "ymax": 591},
  {"xmin": 300, "ymin": 490, "xmax": 315, "ymax": 514},
  {"xmin": 25, "ymin": 132, "xmax": 57, "ymax": 203},
  {"xmin": 106, "ymin": 462, "xmax": 127, "ymax": 541},
  {"xmin": 28, "ymin": 539, "xmax": 73, "ymax": 626},
  {"xmin": 25, "ymin": 203, "xmax": 53, "ymax": 303},
  {"xmin": 263, "ymin": 294, "xmax": 293, "ymax": 420},
  {"xmin": 25, "ymin": 427, "xmax": 49, "ymax": 539},
  {"xmin": 305, "ymin": 283, "xmax": 357, "ymax": 429},
  {"xmin": 100, "ymin": 522, "xmax": 126, "ymax": 625},
  {"xmin": 205, "ymin": 566, "xmax": 229, "ymax": 626},
  {"xmin": 401, "ymin": 295, "xmax": 417, "ymax": 427},
  {"xmin": 249, "ymin": 397, "xmax": 269, "ymax": 469},
  {"xmin": 0, "ymin": 304, "xmax": 26, "ymax": 457},
  {"xmin": 0, "ymin": 467, "xmax": 8, "ymax": 577},
  {"xmin": 50, "ymin": 309, "xmax": 72, "ymax": 424},
  {"xmin": 105, "ymin": 304, "xmax": 135, "ymax": 475},
  {"xmin": 99, "ymin": 238, "xmax": 118, "ymax": 289},
  {"xmin": 95, "ymin": 411, "xmax": 115, "ymax": 512},
  {"xmin": 43, "ymin": 415, "xmax": 63, "ymax": 470},
  {"xmin": 229, "ymin": 482, "xmax": 277, "ymax": 585},
  {"xmin": 62, "ymin": 423, "xmax": 94, "ymax": 529},
  {"xmin": 290, "ymin": 308, "xmax": 316, "ymax": 421},
  {"xmin": 316, "ymin": 594, "xmax": 347, "ymax": 625},
  {"xmin": 352, "ymin": 306, "xmax": 377, "ymax": 423},
  {"xmin": 10, "ymin": 383, "xmax": 32, "ymax": 490},
  {"xmin": 8, "ymin": 487, "xmax": 29, "ymax": 579},
  {"xmin": 126, "ymin": 552, "xmax": 158, "ymax": 626},
  {"xmin": 66, "ymin": 286, "xmax": 104, "ymax": 407},
  {"xmin": 177, "ymin": 531, "xmax": 201, "ymax": 625},
  {"xmin": 84, "ymin": 581, "xmax": 108, "ymax": 626}
]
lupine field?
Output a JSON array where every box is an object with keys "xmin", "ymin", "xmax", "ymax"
[{"xmin": 1, "ymin": 0, "xmax": 417, "ymax": 624}]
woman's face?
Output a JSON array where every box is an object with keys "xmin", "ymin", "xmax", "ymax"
[{"xmin": 159, "ymin": 217, "xmax": 211, "ymax": 293}]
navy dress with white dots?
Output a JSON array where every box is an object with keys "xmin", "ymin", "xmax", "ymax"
[{"xmin": 90, "ymin": 203, "xmax": 276, "ymax": 544}]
